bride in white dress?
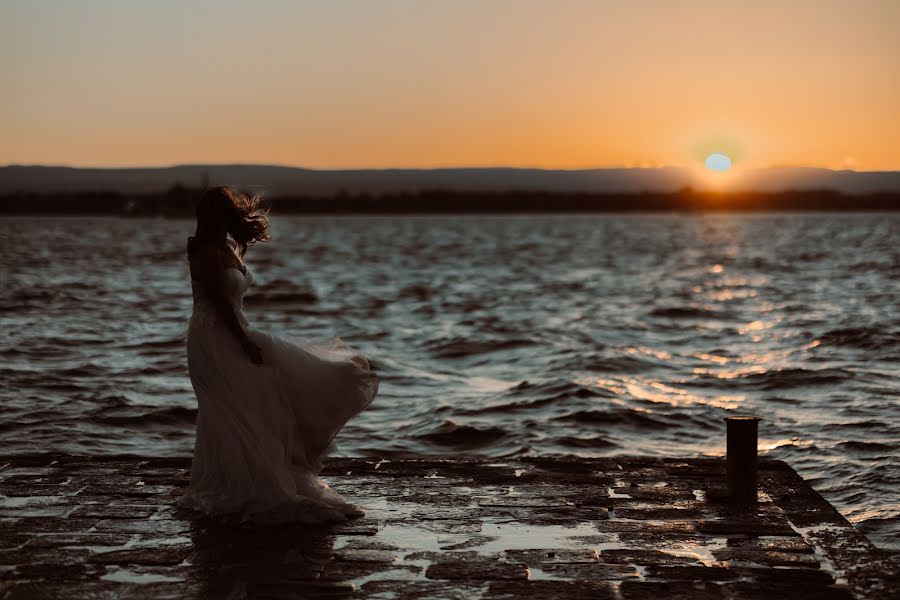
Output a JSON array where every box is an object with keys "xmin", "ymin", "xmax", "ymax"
[{"xmin": 178, "ymin": 186, "xmax": 377, "ymax": 525}]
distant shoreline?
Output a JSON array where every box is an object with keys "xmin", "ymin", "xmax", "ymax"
[{"xmin": 2, "ymin": 187, "xmax": 899, "ymax": 215}]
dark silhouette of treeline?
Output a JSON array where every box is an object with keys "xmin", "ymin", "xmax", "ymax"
[{"xmin": 2, "ymin": 184, "xmax": 899, "ymax": 215}]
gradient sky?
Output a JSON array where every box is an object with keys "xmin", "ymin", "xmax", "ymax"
[{"xmin": 2, "ymin": 0, "xmax": 898, "ymax": 170}]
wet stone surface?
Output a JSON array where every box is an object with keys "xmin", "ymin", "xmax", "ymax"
[{"xmin": 0, "ymin": 455, "xmax": 897, "ymax": 599}]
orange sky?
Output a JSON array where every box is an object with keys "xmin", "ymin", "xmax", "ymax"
[{"xmin": 1, "ymin": 1, "xmax": 898, "ymax": 170}]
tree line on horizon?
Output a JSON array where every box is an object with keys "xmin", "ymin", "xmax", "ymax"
[{"xmin": 1, "ymin": 184, "xmax": 898, "ymax": 215}]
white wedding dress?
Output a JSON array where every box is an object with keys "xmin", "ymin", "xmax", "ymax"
[{"xmin": 179, "ymin": 261, "xmax": 377, "ymax": 525}]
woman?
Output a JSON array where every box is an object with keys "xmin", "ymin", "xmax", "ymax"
[{"xmin": 179, "ymin": 186, "xmax": 377, "ymax": 525}]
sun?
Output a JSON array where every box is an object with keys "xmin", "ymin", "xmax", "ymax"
[
  {"xmin": 705, "ymin": 153, "xmax": 732, "ymax": 172},
  {"xmin": 695, "ymin": 152, "xmax": 737, "ymax": 191}
]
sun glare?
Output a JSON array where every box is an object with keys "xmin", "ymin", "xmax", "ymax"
[{"xmin": 705, "ymin": 153, "xmax": 732, "ymax": 172}]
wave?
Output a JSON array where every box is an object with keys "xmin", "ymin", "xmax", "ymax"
[
  {"xmin": 554, "ymin": 354, "xmax": 662, "ymax": 373},
  {"xmin": 837, "ymin": 440, "xmax": 894, "ymax": 452},
  {"xmin": 506, "ymin": 379, "xmax": 617, "ymax": 399},
  {"xmin": 398, "ymin": 284, "xmax": 432, "ymax": 301},
  {"xmin": 649, "ymin": 306, "xmax": 731, "ymax": 319},
  {"xmin": 114, "ymin": 362, "xmax": 186, "ymax": 377},
  {"xmin": 456, "ymin": 396, "xmax": 563, "ymax": 416},
  {"xmin": 553, "ymin": 409, "xmax": 671, "ymax": 430},
  {"xmin": 55, "ymin": 364, "xmax": 108, "ymax": 377},
  {"xmin": 416, "ymin": 421, "xmax": 508, "ymax": 449},
  {"xmin": 122, "ymin": 337, "xmax": 185, "ymax": 350},
  {"xmin": 556, "ymin": 435, "xmax": 619, "ymax": 449},
  {"xmin": 823, "ymin": 420, "xmax": 888, "ymax": 431},
  {"xmin": 243, "ymin": 277, "xmax": 319, "ymax": 305},
  {"xmin": 738, "ymin": 367, "xmax": 853, "ymax": 389},
  {"xmin": 687, "ymin": 367, "xmax": 855, "ymax": 390},
  {"xmin": 244, "ymin": 291, "xmax": 318, "ymax": 305},
  {"xmin": 454, "ymin": 379, "xmax": 617, "ymax": 416},
  {"xmin": 0, "ymin": 419, "xmax": 42, "ymax": 433},
  {"xmin": 92, "ymin": 405, "xmax": 197, "ymax": 427},
  {"xmin": 818, "ymin": 327, "xmax": 900, "ymax": 351},
  {"xmin": 425, "ymin": 337, "xmax": 537, "ymax": 359}
]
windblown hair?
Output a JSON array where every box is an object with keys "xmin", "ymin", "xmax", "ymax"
[{"xmin": 198, "ymin": 186, "xmax": 270, "ymax": 256}]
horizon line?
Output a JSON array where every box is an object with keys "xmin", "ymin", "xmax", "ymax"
[{"xmin": 2, "ymin": 162, "xmax": 899, "ymax": 174}]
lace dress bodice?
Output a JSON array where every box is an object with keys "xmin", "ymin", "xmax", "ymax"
[{"xmin": 190, "ymin": 267, "xmax": 252, "ymax": 328}]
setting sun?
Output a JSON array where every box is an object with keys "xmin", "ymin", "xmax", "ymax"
[{"xmin": 705, "ymin": 154, "xmax": 733, "ymax": 172}]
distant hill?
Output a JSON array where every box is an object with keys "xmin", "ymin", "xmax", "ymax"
[{"xmin": 1, "ymin": 164, "xmax": 899, "ymax": 195}]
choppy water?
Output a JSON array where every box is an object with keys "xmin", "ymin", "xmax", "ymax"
[{"xmin": 1, "ymin": 213, "xmax": 898, "ymax": 550}]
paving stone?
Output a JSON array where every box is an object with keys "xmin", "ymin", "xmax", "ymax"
[
  {"xmin": 563, "ymin": 533, "xmax": 619, "ymax": 545},
  {"xmin": 713, "ymin": 547, "xmax": 820, "ymax": 567},
  {"xmin": 0, "ymin": 473, "xmax": 73, "ymax": 485},
  {"xmin": 506, "ymin": 506, "xmax": 610, "ymax": 523},
  {"xmin": 245, "ymin": 580, "xmax": 356, "ymax": 598},
  {"xmin": 0, "ymin": 534, "xmax": 30, "ymax": 550},
  {"xmin": 3, "ymin": 580, "xmax": 198, "ymax": 600},
  {"xmin": 330, "ymin": 548, "xmax": 399, "ymax": 563},
  {"xmin": 0, "ymin": 493, "xmax": 76, "ymax": 507},
  {"xmin": 70, "ymin": 504, "xmax": 158, "ymax": 519},
  {"xmin": 787, "ymin": 508, "xmax": 848, "ymax": 527},
  {"xmin": 88, "ymin": 546, "xmax": 192, "ymax": 566},
  {"xmin": 616, "ymin": 532, "xmax": 715, "ymax": 549},
  {"xmin": 567, "ymin": 492, "xmax": 613, "ymax": 508},
  {"xmin": 0, "ymin": 484, "xmax": 75, "ymax": 497},
  {"xmin": 25, "ymin": 532, "xmax": 135, "ymax": 549},
  {"xmin": 706, "ymin": 502, "xmax": 784, "ymax": 520},
  {"xmin": 93, "ymin": 518, "xmax": 191, "ymax": 535},
  {"xmin": 438, "ymin": 534, "xmax": 498, "ymax": 550},
  {"xmin": 426, "ymin": 559, "xmax": 529, "ymax": 581},
  {"xmin": 0, "ymin": 517, "xmax": 101, "ymax": 534},
  {"xmin": 403, "ymin": 550, "xmax": 480, "ymax": 562},
  {"xmin": 361, "ymin": 579, "xmax": 484, "ymax": 599},
  {"xmin": 498, "ymin": 548, "xmax": 599, "ymax": 564},
  {"xmin": 601, "ymin": 549, "xmax": 702, "ymax": 566},
  {"xmin": 726, "ymin": 581, "xmax": 854, "ymax": 600},
  {"xmin": 0, "ymin": 506, "xmax": 73, "ymax": 518},
  {"xmin": 528, "ymin": 562, "xmax": 639, "ymax": 580},
  {"xmin": 596, "ymin": 520, "xmax": 697, "ymax": 534},
  {"xmin": 621, "ymin": 580, "xmax": 726, "ymax": 600},
  {"xmin": 394, "ymin": 518, "xmax": 483, "ymax": 534},
  {"xmin": 338, "ymin": 538, "xmax": 402, "ymax": 551},
  {"xmin": 486, "ymin": 579, "xmax": 617, "ymax": 599},
  {"xmin": 614, "ymin": 506, "xmax": 704, "ymax": 520},
  {"xmin": 80, "ymin": 484, "xmax": 174, "ymax": 497},
  {"xmin": 476, "ymin": 496, "xmax": 574, "ymax": 508},
  {"xmin": 696, "ymin": 518, "xmax": 797, "ymax": 536},
  {"xmin": 0, "ymin": 546, "xmax": 92, "ymax": 566},
  {"xmin": 617, "ymin": 486, "xmax": 696, "ymax": 502},
  {"xmin": 9, "ymin": 563, "xmax": 106, "ymax": 584},
  {"xmin": 320, "ymin": 561, "xmax": 421, "ymax": 582},
  {"xmin": 725, "ymin": 535, "xmax": 814, "ymax": 553},
  {"xmin": 729, "ymin": 567, "xmax": 836, "ymax": 585},
  {"xmin": 645, "ymin": 565, "xmax": 741, "ymax": 581},
  {"xmin": 327, "ymin": 518, "xmax": 380, "ymax": 536}
]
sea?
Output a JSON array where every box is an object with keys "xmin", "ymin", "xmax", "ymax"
[{"xmin": 1, "ymin": 213, "xmax": 898, "ymax": 551}]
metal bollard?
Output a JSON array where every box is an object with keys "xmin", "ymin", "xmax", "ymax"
[{"xmin": 725, "ymin": 416, "xmax": 760, "ymax": 504}]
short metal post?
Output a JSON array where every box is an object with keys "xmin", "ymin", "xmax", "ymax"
[{"xmin": 725, "ymin": 416, "xmax": 760, "ymax": 504}]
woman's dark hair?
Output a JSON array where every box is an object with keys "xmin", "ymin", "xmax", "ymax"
[{"xmin": 198, "ymin": 186, "xmax": 270, "ymax": 256}]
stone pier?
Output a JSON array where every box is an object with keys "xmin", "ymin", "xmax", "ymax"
[{"xmin": 0, "ymin": 455, "xmax": 897, "ymax": 599}]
